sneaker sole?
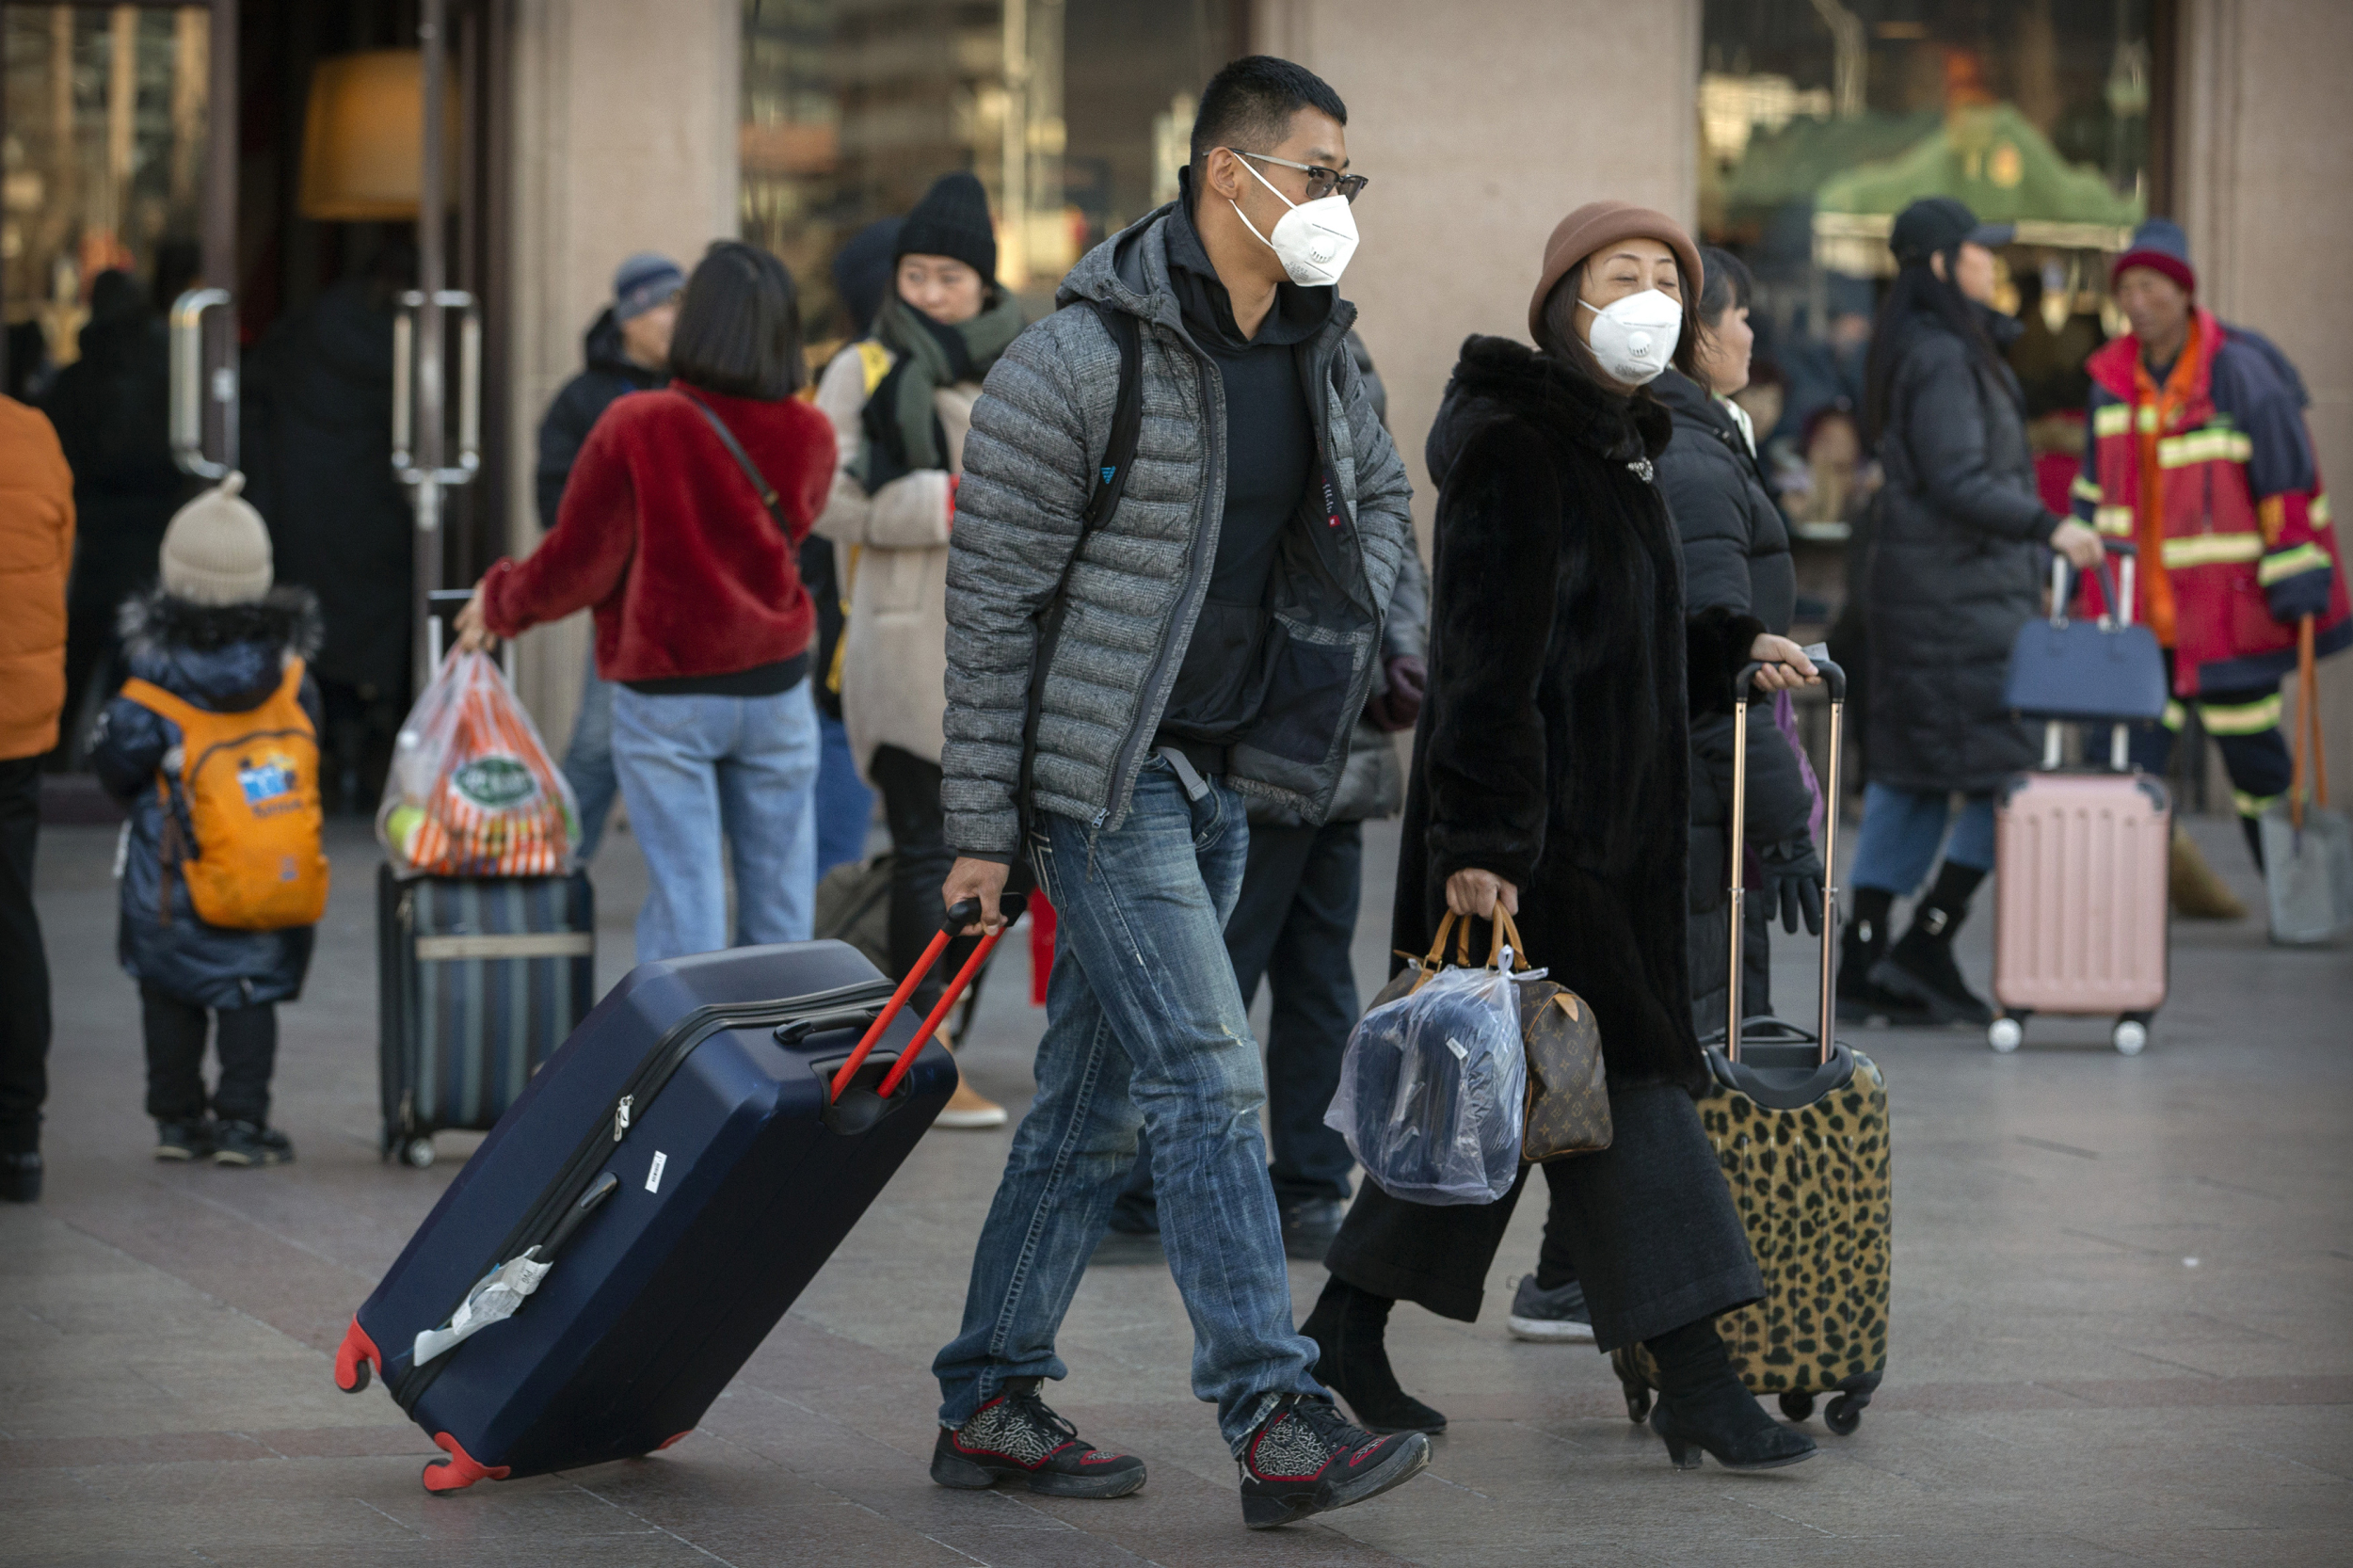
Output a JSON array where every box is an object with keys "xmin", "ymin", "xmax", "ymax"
[
  {"xmin": 154, "ymin": 1147, "xmax": 201, "ymax": 1162},
  {"xmin": 933, "ymin": 1109, "xmax": 1009, "ymax": 1129},
  {"xmin": 931, "ymin": 1450, "xmax": 1146, "ymax": 1499},
  {"xmin": 213, "ymin": 1151, "xmax": 292, "ymax": 1167},
  {"xmin": 1506, "ymin": 1314, "xmax": 1594, "ymax": 1343},
  {"xmin": 1242, "ymin": 1432, "xmax": 1431, "ymax": 1529}
]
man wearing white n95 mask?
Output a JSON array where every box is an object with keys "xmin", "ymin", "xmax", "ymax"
[{"xmin": 928, "ymin": 55, "xmax": 1427, "ymax": 1529}]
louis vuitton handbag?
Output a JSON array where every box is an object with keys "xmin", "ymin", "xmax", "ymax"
[{"xmin": 1376, "ymin": 907, "xmax": 1610, "ymax": 1163}]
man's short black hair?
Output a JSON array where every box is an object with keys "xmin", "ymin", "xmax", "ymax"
[
  {"xmin": 668, "ymin": 240, "xmax": 806, "ymax": 400},
  {"xmin": 1190, "ymin": 56, "xmax": 1348, "ymax": 180}
]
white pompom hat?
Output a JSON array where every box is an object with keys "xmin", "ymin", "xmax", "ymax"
[{"xmin": 158, "ymin": 472, "xmax": 274, "ymax": 606}]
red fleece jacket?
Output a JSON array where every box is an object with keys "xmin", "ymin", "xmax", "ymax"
[{"xmin": 481, "ymin": 386, "xmax": 834, "ymax": 681}]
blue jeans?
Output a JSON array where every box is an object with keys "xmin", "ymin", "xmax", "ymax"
[
  {"xmin": 813, "ymin": 712, "xmax": 874, "ymax": 876},
  {"xmin": 1849, "ymin": 782, "xmax": 1996, "ymax": 895},
  {"xmin": 1112, "ymin": 818, "xmax": 1363, "ymax": 1230},
  {"xmin": 933, "ymin": 758, "xmax": 1322, "ymax": 1450},
  {"xmin": 609, "ymin": 681, "xmax": 819, "ymax": 964},
  {"xmin": 562, "ymin": 651, "xmax": 620, "ymax": 863}
]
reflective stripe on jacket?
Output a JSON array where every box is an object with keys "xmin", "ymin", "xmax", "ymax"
[{"xmin": 2073, "ymin": 310, "xmax": 2350, "ymax": 696}]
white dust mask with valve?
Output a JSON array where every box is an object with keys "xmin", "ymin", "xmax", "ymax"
[
  {"xmin": 1231, "ymin": 157, "xmax": 1360, "ymax": 288},
  {"xmin": 1578, "ymin": 289, "xmax": 1683, "ymax": 385}
]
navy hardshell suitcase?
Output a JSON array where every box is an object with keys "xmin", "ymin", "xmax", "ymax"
[
  {"xmin": 377, "ymin": 865, "xmax": 597, "ymax": 1167},
  {"xmin": 335, "ymin": 904, "xmax": 1009, "ymax": 1492}
]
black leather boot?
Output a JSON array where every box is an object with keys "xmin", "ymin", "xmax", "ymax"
[
  {"xmin": 1836, "ymin": 888, "xmax": 1927, "ymax": 1025},
  {"xmin": 1301, "ymin": 1278, "xmax": 1449, "ymax": 1435},
  {"xmin": 1870, "ymin": 863, "xmax": 1993, "ymax": 1026},
  {"xmin": 1644, "ymin": 1318, "xmax": 1815, "ymax": 1470}
]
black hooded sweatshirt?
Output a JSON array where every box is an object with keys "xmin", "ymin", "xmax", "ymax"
[{"xmin": 1152, "ymin": 180, "xmax": 1337, "ymax": 760}]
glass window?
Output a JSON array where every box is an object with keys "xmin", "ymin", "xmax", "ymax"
[
  {"xmin": 1699, "ymin": 0, "xmax": 2159, "ymax": 539},
  {"xmin": 741, "ymin": 0, "xmax": 1241, "ymax": 352},
  {"xmin": 3, "ymin": 5, "xmax": 211, "ymax": 398}
]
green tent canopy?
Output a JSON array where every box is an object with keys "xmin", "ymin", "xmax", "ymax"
[
  {"xmin": 1721, "ymin": 109, "xmax": 1939, "ymax": 222},
  {"xmin": 1816, "ymin": 102, "xmax": 2142, "ymax": 231}
]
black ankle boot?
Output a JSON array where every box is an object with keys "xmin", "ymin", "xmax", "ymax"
[
  {"xmin": 1301, "ymin": 1279, "xmax": 1448, "ymax": 1435},
  {"xmin": 1644, "ymin": 1319, "xmax": 1815, "ymax": 1471},
  {"xmin": 0, "ymin": 1150, "xmax": 40, "ymax": 1203},
  {"xmin": 1870, "ymin": 862, "xmax": 1993, "ymax": 1026},
  {"xmin": 1836, "ymin": 888, "xmax": 1926, "ymax": 1024}
]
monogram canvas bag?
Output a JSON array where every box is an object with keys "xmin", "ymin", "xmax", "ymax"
[{"xmin": 1376, "ymin": 907, "xmax": 1610, "ymax": 1164}]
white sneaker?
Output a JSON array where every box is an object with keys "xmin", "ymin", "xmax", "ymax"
[
  {"xmin": 934, "ymin": 1077, "xmax": 1008, "ymax": 1129},
  {"xmin": 1505, "ymin": 1273, "xmax": 1594, "ymax": 1342}
]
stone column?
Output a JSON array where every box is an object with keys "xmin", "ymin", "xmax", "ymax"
[
  {"xmin": 1251, "ymin": 0, "xmax": 1702, "ymax": 539},
  {"xmin": 2175, "ymin": 0, "xmax": 2353, "ymax": 794},
  {"xmin": 503, "ymin": 0, "xmax": 741, "ymax": 748}
]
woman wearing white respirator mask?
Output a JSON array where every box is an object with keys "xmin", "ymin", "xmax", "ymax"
[{"xmin": 1305, "ymin": 203, "xmax": 1822, "ymax": 1476}]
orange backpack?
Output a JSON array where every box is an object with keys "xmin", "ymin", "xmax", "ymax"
[{"xmin": 120, "ymin": 658, "xmax": 331, "ymax": 931}]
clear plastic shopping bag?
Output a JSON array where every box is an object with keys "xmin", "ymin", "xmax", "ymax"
[
  {"xmin": 1325, "ymin": 958, "xmax": 1527, "ymax": 1206},
  {"xmin": 376, "ymin": 650, "xmax": 580, "ymax": 878}
]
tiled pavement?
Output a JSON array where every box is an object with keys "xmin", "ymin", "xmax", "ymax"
[{"xmin": 5, "ymin": 812, "xmax": 2350, "ymax": 1566}]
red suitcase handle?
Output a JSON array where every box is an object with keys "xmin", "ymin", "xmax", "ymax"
[{"xmin": 827, "ymin": 893, "xmax": 1026, "ymax": 1103}]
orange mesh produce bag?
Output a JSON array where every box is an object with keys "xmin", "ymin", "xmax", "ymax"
[{"xmin": 377, "ymin": 651, "xmax": 580, "ymax": 878}]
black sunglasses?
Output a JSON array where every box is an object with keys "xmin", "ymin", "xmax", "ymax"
[{"xmin": 1232, "ymin": 150, "xmax": 1369, "ymax": 205}]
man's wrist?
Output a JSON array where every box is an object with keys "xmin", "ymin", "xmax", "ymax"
[{"xmin": 954, "ymin": 849, "xmax": 1016, "ymax": 867}]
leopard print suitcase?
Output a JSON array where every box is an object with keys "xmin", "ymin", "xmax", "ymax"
[
  {"xmin": 1610, "ymin": 1040, "xmax": 1890, "ymax": 1432},
  {"xmin": 1609, "ymin": 654, "xmax": 1888, "ymax": 1435}
]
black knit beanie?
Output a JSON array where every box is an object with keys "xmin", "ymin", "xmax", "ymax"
[{"xmin": 895, "ymin": 171, "xmax": 997, "ymax": 282}]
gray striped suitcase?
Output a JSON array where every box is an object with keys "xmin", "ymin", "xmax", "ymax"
[{"xmin": 377, "ymin": 864, "xmax": 596, "ymax": 1167}]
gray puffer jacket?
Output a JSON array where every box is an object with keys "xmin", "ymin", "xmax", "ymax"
[{"xmin": 941, "ymin": 206, "xmax": 1415, "ymax": 856}]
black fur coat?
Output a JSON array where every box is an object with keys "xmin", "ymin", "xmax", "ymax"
[{"xmin": 1398, "ymin": 337, "xmax": 1763, "ymax": 1093}]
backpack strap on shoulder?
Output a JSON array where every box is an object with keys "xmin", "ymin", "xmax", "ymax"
[
  {"xmin": 1014, "ymin": 300, "xmax": 1143, "ymax": 844},
  {"xmin": 1080, "ymin": 301, "xmax": 1143, "ymax": 530},
  {"xmin": 117, "ymin": 677, "xmax": 201, "ymax": 733}
]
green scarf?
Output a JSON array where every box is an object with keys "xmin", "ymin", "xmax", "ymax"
[{"xmin": 856, "ymin": 290, "xmax": 1026, "ymax": 489}]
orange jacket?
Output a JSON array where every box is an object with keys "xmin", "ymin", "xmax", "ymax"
[{"xmin": 0, "ymin": 396, "xmax": 75, "ymax": 760}]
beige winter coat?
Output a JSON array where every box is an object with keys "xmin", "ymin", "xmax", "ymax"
[{"xmin": 812, "ymin": 344, "xmax": 978, "ymax": 775}]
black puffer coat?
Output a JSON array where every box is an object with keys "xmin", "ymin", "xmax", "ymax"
[
  {"xmin": 1401, "ymin": 337, "xmax": 1763, "ymax": 1093},
  {"xmin": 1866, "ymin": 306, "xmax": 2055, "ymax": 792},
  {"xmin": 241, "ymin": 279, "xmax": 412, "ymax": 699},
  {"xmin": 88, "ymin": 589, "xmax": 325, "ymax": 1010},
  {"xmin": 1654, "ymin": 369, "xmax": 1812, "ymax": 1027},
  {"xmin": 535, "ymin": 309, "xmax": 664, "ymax": 530}
]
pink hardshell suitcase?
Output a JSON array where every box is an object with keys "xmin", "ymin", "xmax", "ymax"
[{"xmin": 1990, "ymin": 553, "xmax": 2170, "ymax": 1055}]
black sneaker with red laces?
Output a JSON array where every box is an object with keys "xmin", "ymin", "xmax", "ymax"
[
  {"xmin": 931, "ymin": 1379, "xmax": 1147, "ymax": 1499},
  {"xmin": 1237, "ymin": 1392, "xmax": 1431, "ymax": 1529}
]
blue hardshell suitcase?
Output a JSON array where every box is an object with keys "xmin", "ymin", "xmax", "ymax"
[
  {"xmin": 377, "ymin": 864, "xmax": 597, "ymax": 1167},
  {"xmin": 335, "ymin": 916, "xmax": 998, "ymax": 1492}
]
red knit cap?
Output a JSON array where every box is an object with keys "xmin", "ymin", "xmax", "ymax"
[
  {"xmin": 1528, "ymin": 200, "xmax": 1704, "ymax": 344},
  {"xmin": 2111, "ymin": 217, "xmax": 2196, "ymax": 296}
]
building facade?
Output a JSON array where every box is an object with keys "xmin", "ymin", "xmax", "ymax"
[{"xmin": 4, "ymin": 0, "xmax": 2343, "ymax": 793}]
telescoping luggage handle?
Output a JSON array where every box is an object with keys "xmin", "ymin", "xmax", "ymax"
[
  {"xmin": 1727, "ymin": 656, "xmax": 1846, "ymax": 1064},
  {"xmin": 824, "ymin": 892, "xmax": 1028, "ymax": 1103}
]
